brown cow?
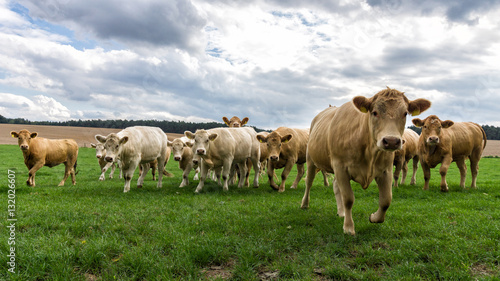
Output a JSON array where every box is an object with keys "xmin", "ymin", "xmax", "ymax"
[
  {"xmin": 256, "ymin": 127, "xmax": 309, "ymax": 192},
  {"xmin": 301, "ymin": 88, "xmax": 431, "ymax": 235},
  {"xmin": 11, "ymin": 129, "xmax": 79, "ymax": 187},
  {"xmin": 393, "ymin": 129, "xmax": 420, "ymax": 187},
  {"xmin": 412, "ymin": 115, "xmax": 486, "ymax": 192},
  {"xmin": 223, "ymin": 116, "xmax": 249, "ymax": 128}
]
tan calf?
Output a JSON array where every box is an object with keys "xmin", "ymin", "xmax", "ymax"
[
  {"xmin": 223, "ymin": 116, "xmax": 249, "ymax": 128},
  {"xmin": 11, "ymin": 129, "xmax": 78, "ymax": 187},
  {"xmin": 393, "ymin": 129, "xmax": 420, "ymax": 187},
  {"xmin": 412, "ymin": 115, "xmax": 486, "ymax": 191},
  {"xmin": 301, "ymin": 88, "xmax": 431, "ymax": 235}
]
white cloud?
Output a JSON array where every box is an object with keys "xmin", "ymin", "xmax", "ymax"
[{"xmin": 0, "ymin": 93, "xmax": 71, "ymax": 121}]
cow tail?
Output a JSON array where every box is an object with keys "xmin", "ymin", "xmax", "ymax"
[
  {"xmin": 479, "ymin": 125, "xmax": 487, "ymax": 149},
  {"xmin": 74, "ymin": 160, "xmax": 79, "ymax": 175}
]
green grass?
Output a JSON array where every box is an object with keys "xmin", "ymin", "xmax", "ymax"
[{"xmin": 1, "ymin": 144, "xmax": 499, "ymax": 280}]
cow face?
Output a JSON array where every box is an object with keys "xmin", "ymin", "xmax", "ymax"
[
  {"xmin": 185, "ymin": 130, "xmax": 218, "ymax": 157},
  {"xmin": 412, "ymin": 115, "xmax": 454, "ymax": 146},
  {"xmin": 91, "ymin": 143, "xmax": 106, "ymax": 159},
  {"xmin": 257, "ymin": 131, "xmax": 292, "ymax": 162},
  {"xmin": 223, "ymin": 116, "xmax": 249, "ymax": 128},
  {"xmin": 11, "ymin": 130, "xmax": 38, "ymax": 151},
  {"xmin": 95, "ymin": 133, "xmax": 128, "ymax": 162},
  {"xmin": 168, "ymin": 139, "xmax": 188, "ymax": 161},
  {"xmin": 353, "ymin": 87, "xmax": 431, "ymax": 152}
]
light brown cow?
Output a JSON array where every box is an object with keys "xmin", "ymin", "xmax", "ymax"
[
  {"xmin": 412, "ymin": 115, "xmax": 487, "ymax": 192},
  {"xmin": 223, "ymin": 116, "xmax": 249, "ymax": 128},
  {"xmin": 393, "ymin": 129, "xmax": 420, "ymax": 187},
  {"xmin": 11, "ymin": 129, "xmax": 79, "ymax": 187},
  {"xmin": 168, "ymin": 137, "xmax": 198, "ymax": 187},
  {"xmin": 90, "ymin": 143, "xmax": 118, "ymax": 181},
  {"xmin": 301, "ymin": 88, "xmax": 431, "ymax": 235},
  {"xmin": 256, "ymin": 127, "xmax": 308, "ymax": 192}
]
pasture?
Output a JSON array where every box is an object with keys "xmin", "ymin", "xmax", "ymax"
[{"xmin": 1, "ymin": 144, "xmax": 499, "ymax": 280}]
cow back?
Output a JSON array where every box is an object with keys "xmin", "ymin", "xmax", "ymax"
[
  {"xmin": 118, "ymin": 126, "xmax": 168, "ymax": 163},
  {"xmin": 448, "ymin": 122, "xmax": 485, "ymax": 157}
]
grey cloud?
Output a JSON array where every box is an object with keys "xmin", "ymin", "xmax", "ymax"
[{"xmin": 18, "ymin": 0, "xmax": 206, "ymax": 51}]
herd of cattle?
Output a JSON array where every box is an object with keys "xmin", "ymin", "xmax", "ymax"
[{"xmin": 10, "ymin": 87, "xmax": 487, "ymax": 235}]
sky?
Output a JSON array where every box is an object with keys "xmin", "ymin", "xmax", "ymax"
[{"xmin": 1, "ymin": 0, "xmax": 500, "ymax": 129}]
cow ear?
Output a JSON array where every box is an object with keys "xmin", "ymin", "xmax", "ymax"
[
  {"xmin": 412, "ymin": 118, "xmax": 424, "ymax": 127},
  {"xmin": 408, "ymin": 99, "xmax": 431, "ymax": 116},
  {"xmin": 281, "ymin": 134, "xmax": 293, "ymax": 143},
  {"xmin": 10, "ymin": 131, "xmax": 19, "ymax": 138},
  {"xmin": 119, "ymin": 136, "xmax": 129, "ymax": 145},
  {"xmin": 167, "ymin": 140, "xmax": 173, "ymax": 147},
  {"xmin": 185, "ymin": 131, "xmax": 195, "ymax": 140},
  {"xmin": 91, "ymin": 143, "xmax": 97, "ymax": 148},
  {"xmin": 30, "ymin": 132, "xmax": 38, "ymax": 138},
  {"xmin": 256, "ymin": 134, "xmax": 268, "ymax": 143},
  {"xmin": 241, "ymin": 117, "xmax": 249, "ymax": 126},
  {"xmin": 352, "ymin": 96, "xmax": 371, "ymax": 113},
  {"xmin": 442, "ymin": 120, "xmax": 454, "ymax": 128},
  {"xmin": 222, "ymin": 117, "xmax": 230, "ymax": 126},
  {"xmin": 209, "ymin": 133, "xmax": 218, "ymax": 141},
  {"xmin": 185, "ymin": 141, "xmax": 193, "ymax": 148},
  {"xmin": 95, "ymin": 135, "xmax": 107, "ymax": 143}
]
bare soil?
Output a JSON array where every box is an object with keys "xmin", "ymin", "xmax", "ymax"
[
  {"xmin": 2, "ymin": 124, "xmax": 499, "ymax": 157},
  {"xmin": 1, "ymin": 124, "xmax": 184, "ymax": 147}
]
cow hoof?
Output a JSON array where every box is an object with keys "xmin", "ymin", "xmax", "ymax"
[{"xmin": 137, "ymin": 185, "xmax": 142, "ymax": 189}]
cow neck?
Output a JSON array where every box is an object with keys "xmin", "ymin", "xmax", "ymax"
[{"xmin": 427, "ymin": 144, "xmax": 438, "ymax": 156}]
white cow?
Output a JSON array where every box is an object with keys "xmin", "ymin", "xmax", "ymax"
[
  {"xmin": 95, "ymin": 126, "xmax": 169, "ymax": 193},
  {"xmin": 185, "ymin": 127, "xmax": 260, "ymax": 193},
  {"xmin": 90, "ymin": 143, "xmax": 119, "ymax": 181}
]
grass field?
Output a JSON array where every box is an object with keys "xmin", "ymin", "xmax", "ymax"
[{"xmin": 1, "ymin": 144, "xmax": 499, "ymax": 280}]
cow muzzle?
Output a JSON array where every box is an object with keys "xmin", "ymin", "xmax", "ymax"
[
  {"xmin": 270, "ymin": 155, "xmax": 279, "ymax": 162},
  {"xmin": 196, "ymin": 149, "xmax": 206, "ymax": 155},
  {"xmin": 193, "ymin": 159, "xmax": 199, "ymax": 165},
  {"xmin": 174, "ymin": 156, "xmax": 182, "ymax": 161},
  {"xmin": 427, "ymin": 136, "xmax": 439, "ymax": 145},
  {"xmin": 20, "ymin": 145, "xmax": 29, "ymax": 151},
  {"xmin": 96, "ymin": 154, "xmax": 102, "ymax": 159},
  {"xmin": 381, "ymin": 136, "xmax": 402, "ymax": 151},
  {"xmin": 105, "ymin": 156, "xmax": 114, "ymax": 162}
]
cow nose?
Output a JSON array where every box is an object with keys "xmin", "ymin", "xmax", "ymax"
[
  {"xmin": 382, "ymin": 137, "xmax": 401, "ymax": 150},
  {"xmin": 428, "ymin": 136, "xmax": 439, "ymax": 144},
  {"xmin": 270, "ymin": 155, "xmax": 279, "ymax": 161},
  {"xmin": 196, "ymin": 149, "xmax": 205, "ymax": 155},
  {"xmin": 105, "ymin": 156, "xmax": 113, "ymax": 162},
  {"xmin": 193, "ymin": 159, "xmax": 199, "ymax": 165},
  {"xmin": 96, "ymin": 155, "xmax": 102, "ymax": 159},
  {"xmin": 174, "ymin": 156, "xmax": 181, "ymax": 161},
  {"xmin": 20, "ymin": 145, "xmax": 29, "ymax": 150}
]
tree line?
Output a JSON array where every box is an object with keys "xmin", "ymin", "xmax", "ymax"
[
  {"xmin": 2, "ymin": 115, "xmax": 498, "ymax": 140},
  {"xmin": 0, "ymin": 115, "xmax": 268, "ymax": 134}
]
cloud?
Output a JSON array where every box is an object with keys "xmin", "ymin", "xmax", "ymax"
[{"xmin": 0, "ymin": 93, "xmax": 71, "ymax": 121}]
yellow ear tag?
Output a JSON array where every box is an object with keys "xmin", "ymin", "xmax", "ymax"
[
  {"xmin": 11, "ymin": 133, "xmax": 16, "ymax": 138},
  {"xmin": 258, "ymin": 139, "xmax": 264, "ymax": 143},
  {"xmin": 411, "ymin": 110, "xmax": 420, "ymax": 116},
  {"xmin": 360, "ymin": 106, "xmax": 368, "ymax": 113}
]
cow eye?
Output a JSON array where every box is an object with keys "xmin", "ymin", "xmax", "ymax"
[
  {"xmin": 423, "ymin": 125, "xmax": 427, "ymax": 129},
  {"xmin": 372, "ymin": 111, "xmax": 378, "ymax": 117},
  {"xmin": 403, "ymin": 112, "xmax": 408, "ymax": 118}
]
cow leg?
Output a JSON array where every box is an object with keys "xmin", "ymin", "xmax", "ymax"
[
  {"xmin": 27, "ymin": 162, "xmax": 44, "ymax": 187},
  {"xmin": 251, "ymin": 156, "xmax": 260, "ymax": 188},
  {"xmin": 400, "ymin": 159, "xmax": 409, "ymax": 186},
  {"xmin": 290, "ymin": 163, "xmax": 305, "ymax": 190},
  {"xmin": 456, "ymin": 157, "xmax": 467, "ymax": 188},
  {"xmin": 410, "ymin": 156, "xmax": 419, "ymax": 185},
  {"xmin": 195, "ymin": 161, "xmax": 209, "ymax": 193},
  {"xmin": 267, "ymin": 161, "xmax": 279, "ymax": 190},
  {"xmin": 322, "ymin": 170, "xmax": 329, "ymax": 187},
  {"xmin": 393, "ymin": 159, "xmax": 402, "ymax": 188},
  {"xmin": 300, "ymin": 156, "xmax": 317, "ymax": 209},
  {"xmin": 100, "ymin": 162, "xmax": 114, "ymax": 181},
  {"xmin": 137, "ymin": 163, "xmax": 149, "ymax": 188},
  {"xmin": 109, "ymin": 163, "xmax": 116, "ymax": 179},
  {"xmin": 279, "ymin": 160, "xmax": 296, "ymax": 192},
  {"xmin": 151, "ymin": 162, "xmax": 157, "ymax": 181},
  {"xmin": 470, "ymin": 156, "xmax": 480, "ymax": 189},
  {"xmin": 439, "ymin": 156, "xmax": 452, "ymax": 192},
  {"xmin": 180, "ymin": 166, "xmax": 191, "ymax": 187},
  {"xmin": 421, "ymin": 161, "xmax": 431, "ymax": 190},
  {"xmin": 335, "ymin": 169, "xmax": 355, "ymax": 235},
  {"xmin": 222, "ymin": 158, "xmax": 233, "ymax": 191},
  {"xmin": 237, "ymin": 161, "xmax": 248, "ymax": 188},
  {"xmin": 332, "ymin": 177, "xmax": 344, "ymax": 217},
  {"xmin": 156, "ymin": 156, "xmax": 166, "ymax": 189},
  {"xmin": 193, "ymin": 166, "xmax": 200, "ymax": 180},
  {"xmin": 371, "ymin": 170, "xmax": 393, "ymax": 225},
  {"xmin": 58, "ymin": 162, "xmax": 72, "ymax": 186},
  {"xmin": 245, "ymin": 159, "xmax": 252, "ymax": 187}
]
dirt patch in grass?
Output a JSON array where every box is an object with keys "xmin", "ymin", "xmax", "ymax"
[{"xmin": 1, "ymin": 124, "xmax": 184, "ymax": 147}]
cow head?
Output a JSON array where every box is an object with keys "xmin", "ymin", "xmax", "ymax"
[
  {"xmin": 90, "ymin": 143, "xmax": 106, "ymax": 159},
  {"xmin": 352, "ymin": 87, "xmax": 431, "ymax": 152},
  {"xmin": 167, "ymin": 138, "xmax": 191, "ymax": 161},
  {"xmin": 412, "ymin": 115, "xmax": 454, "ymax": 146},
  {"xmin": 223, "ymin": 116, "xmax": 249, "ymax": 128},
  {"xmin": 95, "ymin": 133, "xmax": 128, "ymax": 163},
  {"xmin": 11, "ymin": 130, "xmax": 38, "ymax": 151},
  {"xmin": 256, "ymin": 130, "xmax": 292, "ymax": 162},
  {"xmin": 185, "ymin": 129, "xmax": 218, "ymax": 157}
]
